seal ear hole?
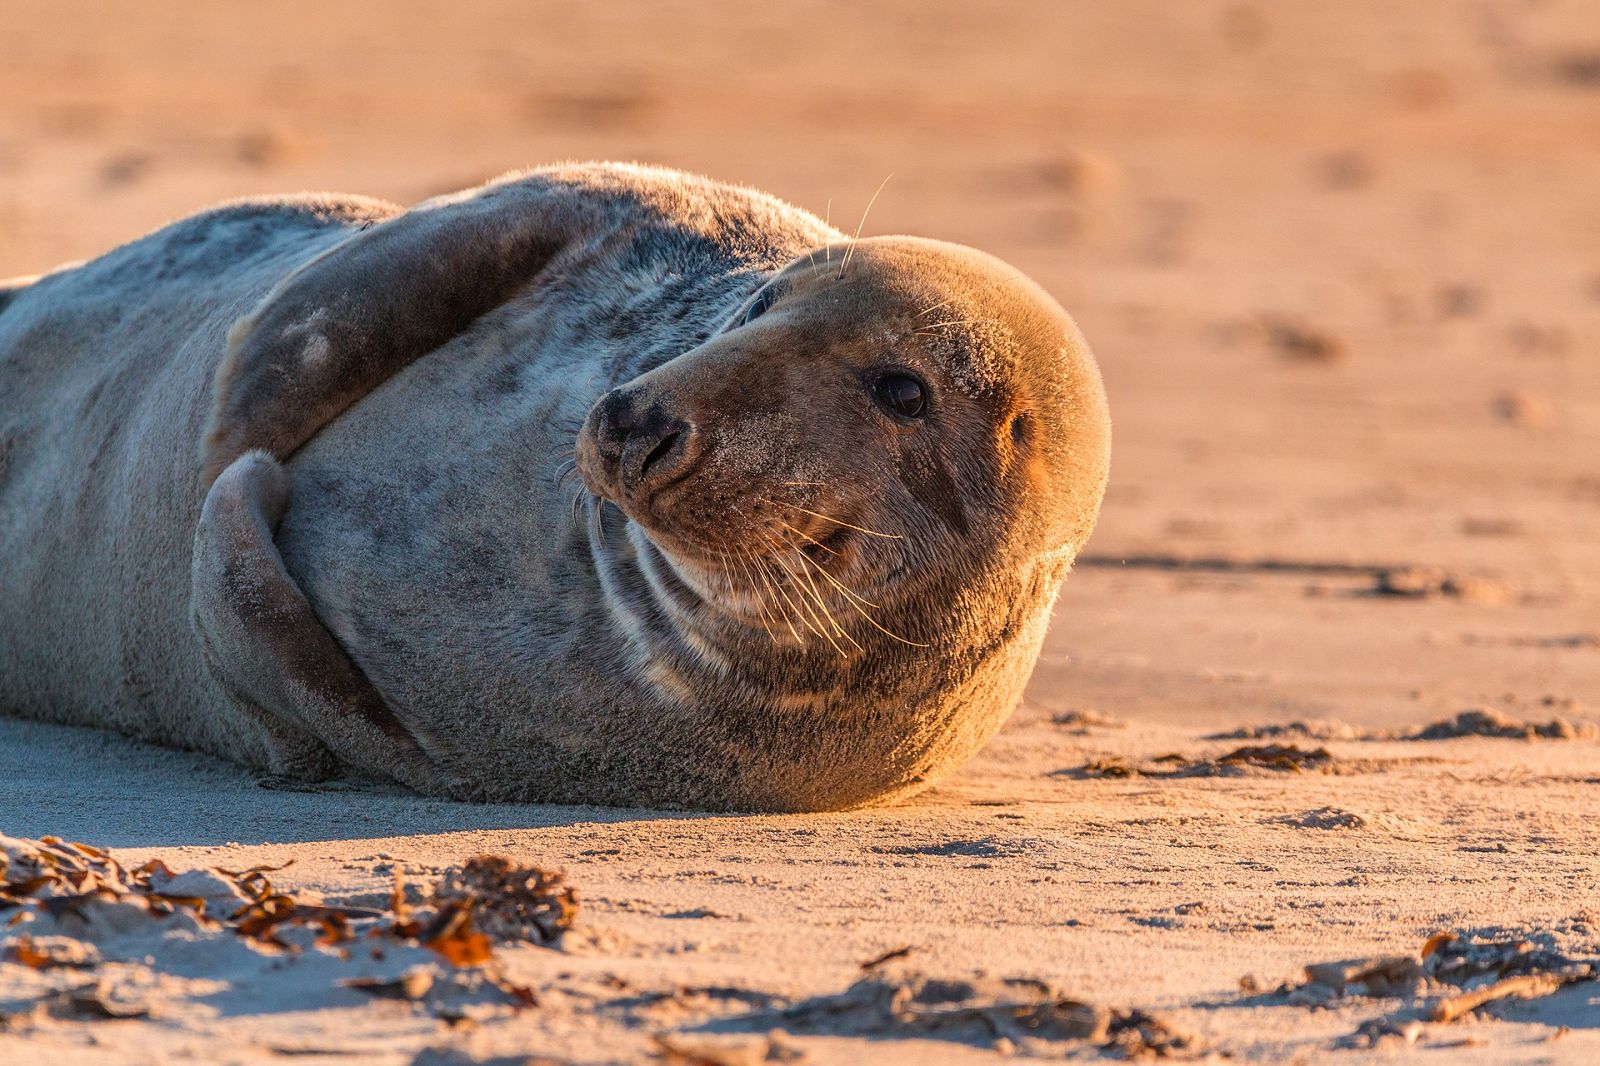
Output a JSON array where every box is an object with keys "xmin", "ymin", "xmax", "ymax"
[{"xmin": 1010, "ymin": 412, "xmax": 1030, "ymax": 446}]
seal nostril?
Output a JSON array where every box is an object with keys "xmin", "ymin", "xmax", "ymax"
[{"xmin": 639, "ymin": 428, "xmax": 681, "ymax": 480}]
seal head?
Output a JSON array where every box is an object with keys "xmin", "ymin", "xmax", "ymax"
[{"xmin": 576, "ymin": 235, "xmax": 1110, "ymax": 661}]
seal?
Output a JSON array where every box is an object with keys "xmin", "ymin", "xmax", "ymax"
[{"xmin": 0, "ymin": 163, "xmax": 1109, "ymax": 811}]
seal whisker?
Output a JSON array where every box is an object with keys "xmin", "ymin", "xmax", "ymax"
[
  {"xmin": 779, "ymin": 520, "xmax": 838, "ymax": 557},
  {"xmin": 778, "ymin": 539, "xmax": 861, "ymax": 654},
  {"xmin": 771, "ymin": 531, "xmax": 851, "ymax": 638},
  {"xmin": 729, "ymin": 549, "xmax": 781, "ymax": 645},
  {"xmin": 755, "ymin": 548, "xmax": 823, "ymax": 647},
  {"xmin": 725, "ymin": 504, "xmax": 795, "ymax": 646},
  {"xmin": 791, "ymin": 544, "xmax": 884, "ymax": 612},
  {"xmin": 807, "ymin": 199, "xmax": 836, "ymax": 282},
  {"xmin": 916, "ymin": 297, "xmax": 957, "ymax": 318},
  {"xmin": 753, "ymin": 561, "xmax": 798, "ymax": 645},
  {"xmin": 768, "ymin": 500, "xmax": 902, "ymax": 540},
  {"xmin": 801, "ymin": 555, "xmax": 930, "ymax": 648},
  {"xmin": 781, "ymin": 534, "xmax": 924, "ymax": 646},
  {"xmin": 751, "ymin": 554, "xmax": 807, "ymax": 646},
  {"xmin": 766, "ymin": 553, "xmax": 836, "ymax": 651},
  {"xmin": 764, "ymin": 536, "xmax": 849, "ymax": 656},
  {"xmin": 838, "ymin": 175, "xmax": 893, "ymax": 281},
  {"xmin": 823, "ymin": 198, "xmax": 833, "ymax": 271}
]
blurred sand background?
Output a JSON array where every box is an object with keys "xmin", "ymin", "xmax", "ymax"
[{"xmin": 2, "ymin": 1, "xmax": 1598, "ymax": 1062}]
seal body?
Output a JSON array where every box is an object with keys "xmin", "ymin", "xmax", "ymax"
[
  {"xmin": 0, "ymin": 196, "xmax": 397, "ymax": 767},
  {"xmin": 0, "ymin": 164, "xmax": 1109, "ymax": 810}
]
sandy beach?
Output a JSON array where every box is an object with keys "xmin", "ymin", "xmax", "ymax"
[{"xmin": 2, "ymin": 1, "xmax": 1597, "ymax": 1061}]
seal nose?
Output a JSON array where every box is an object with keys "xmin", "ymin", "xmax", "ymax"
[{"xmin": 592, "ymin": 389, "xmax": 701, "ymax": 494}]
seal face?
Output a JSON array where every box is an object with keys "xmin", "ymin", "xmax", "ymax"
[
  {"xmin": 575, "ymin": 236, "xmax": 1109, "ymax": 665},
  {"xmin": 0, "ymin": 163, "xmax": 1109, "ymax": 812}
]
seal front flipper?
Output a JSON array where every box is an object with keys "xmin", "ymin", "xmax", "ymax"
[
  {"xmin": 190, "ymin": 450, "xmax": 457, "ymax": 794},
  {"xmin": 201, "ymin": 173, "xmax": 613, "ymax": 486}
]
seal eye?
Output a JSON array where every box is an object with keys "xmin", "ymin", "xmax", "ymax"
[
  {"xmin": 871, "ymin": 372, "xmax": 927, "ymax": 419},
  {"xmin": 742, "ymin": 288, "xmax": 776, "ymax": 326}
]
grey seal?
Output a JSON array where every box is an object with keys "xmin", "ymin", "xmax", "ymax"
[{"xmin": 0, "ymin": 163, "xmax": 1110, "ymax": 810}]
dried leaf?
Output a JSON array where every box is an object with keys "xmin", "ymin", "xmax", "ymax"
[
  {"xmin": 234, "ymin": 894, "xmax": 298, "ymax": 938},
  {"xmin": 860, "ymin": 946, "xmax": 914, "ymax": 971},
  {"xmin": 422, "ymin": 904, "xmax": 494, "ymax": 968},
  {"xmin": 8, "ymin": 935, "xmax": 100, "ymax": 970},
  {"xmin": 340, "ymin": 967, "xmax": 434, "ymax": 1001},
  {"xmin": 488, "ymin": 975, "xmax": 539, "ymax": 1010},
  {"xmin": 1421, "ymin": 931, "xmax": 1456, "ymax": 959},
  {"xmin": 215, "ymin": 859, "xmax": 297, "ymax": 878},
  {"xmin": 1431, "ymin": 974, "xmax": 1571, "ymax": 1022}
]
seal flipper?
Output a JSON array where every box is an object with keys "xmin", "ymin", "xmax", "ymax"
[
  {"xmin": 201, "ymin": 174, "xmax": 610, "ymax": 486},
  {"xmin": 190, "ymin": 450, "xmax": 457, "ymax": 794}
]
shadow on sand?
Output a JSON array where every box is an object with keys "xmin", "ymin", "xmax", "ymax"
[{"xmin": 0, "ymin": 716, "xmax": 730, "ymax": 848}]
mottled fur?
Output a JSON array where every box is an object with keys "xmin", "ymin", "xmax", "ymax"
[{"xmin": 0, "ymin": 163, "xmax": 1109, "ymax": 810}]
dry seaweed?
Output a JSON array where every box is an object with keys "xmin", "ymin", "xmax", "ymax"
[
  {"xmin": 1271, "ymin": 930, "xmax": 1597, "ymax": 1046},
  {"xmin": 1211, "ymin": 707, "xmax": 1597, "ymax": 744},
  {"xmin": 1214, "ymin": 745, "xmax": 1333, "ymax": 772},
  {"xmin": 1206, "ymin": 720, "xmax": 1364, "ymax": 741},
  {"xmin": 859, "ymin": 945, "xmax": 914, "ymax": 971},
  {"xmin": 5, "ymin": 933, "xmax": 102, "ymax": 969},
  {"xmin": 2, "ymin": 835, "xmax": 573, "ymax": 960},
  {"xmin": 342, "ymin": 967, "xmax": 436, "ymax": 1001},
  {"xmin": 1411, "ymin": 708, "xmax": 1595, "ymax": 741},
  {"xmin": 767, "ymin": 974, "xmax": 1201, "ymax": 1058},
  {"xmin": 1369, "ymin": 566, "xmax": 1513, "ymax": 603},
  {"xmin": 1, "ymin": 835, "xmax": 565, "ymax": 1020},
  {"xmin": 434, "ymin": 854, "xmax": 578, "ymax": 946},
  {"xmin": 1051, "ymin": 709, "xmax": 1125, "ymax": 734},
  {"xmin": 652, "ymin": 1033, "xmax": 807, "ymax": 1065},
  {"xmin": 1067, "ymin": 744, "xmax": 1337, "ymax": 779},
  {"xmin": 1253, "ymin": 314, "xmax": 1347, "ymax": 362}
]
